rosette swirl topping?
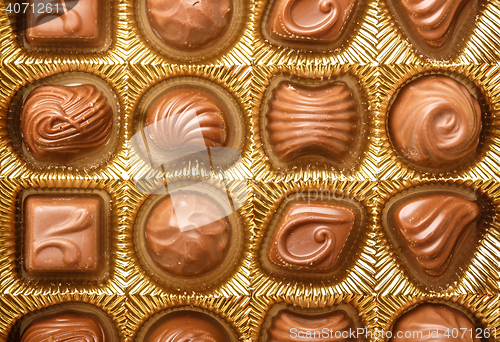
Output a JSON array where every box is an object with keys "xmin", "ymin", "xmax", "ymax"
[
  {"xmin": 390, "ymin": 303, "xmax": 480, "ymax": 342},
  {"xmin": 20, "ymin": 312, "xmax": 105, "ymax": 342},
  {"xmin": 392, "ymin": 193, "xmax": 480, "ymax": 276},
  {"xmin": 389, "ymin": 75, "xmax": 482, "ymax": 170},
  {"xmin": 21, "ymin": 85, "xmax": 113, "ymax": 163},
  {"xmin": 144, "ymin": 192, "xmax": 230, "ymax": 277},
  {"xmin": 146, "ymin": 88, "xmax": 227, "ymax": 152}
]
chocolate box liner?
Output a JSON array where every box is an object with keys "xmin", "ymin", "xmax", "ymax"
[
  {"xmin": 125, "ymin": 0, "xmax": 252, "ymax": 65},
  {"xmin": 0, "ymin": 177, "xmax": 128, "ymax": 295},
  {"xmin": 0, "ymin": 0, "xmax": 127, "ymax": 64},
  {"xmin": 125, "ymin": 177, "xmax": 252, "ymax": 296},
  {"xmin": 251, "ymin": 65, "xmax": 378, "ymax": 182},
  {"xmin": 250, "ymin": 294, "xmax": 377, "ymax": 342},
  {"xmin": 377, "ymin": 0, "xmax": 500, "ymax": 63},
  {"xmin": 375, "ymin": 179, "xmax": 500, "ymax": 296},
  {"xmin": 377, "ymin": 295, "xmax": 499, "ymax": 341},
  {"xmin": 0, "ymin": 293, "xmax": 127, "ymax": 342},
  {"xmin": 253, "ymin": 0, "xmax": 378, "ymax": 65},
  {"xmin": 127, "ymin": 65, "xmax": 253, "ymax": 184},
  {"xmin": 126, "ymin": 295, "xmax": 250, "ymax": 341},
  {"xmin": 252, "ymin": 179, "xmax": 377, "ymax": 296},
  {"xmin": 0, "ymin": 63, "xmax": 128, "ymax": 180},
  {"xmin": 377, "ymin": 64, "xmax": 500, "ymax": 181}
]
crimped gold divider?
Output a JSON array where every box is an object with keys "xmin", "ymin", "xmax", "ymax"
[
  {"xmin": 377, "ymin": 64, "xmax": 500, "ymax": 181},
  {"xmin": 0, "ymin": 62, "xmax": 128, "ymax": 180},
  {"xmin": 251, "ymin": 65, "xmax": 379, "ymax": 182},
  {"xmin": 375, "ymin": 179, "xmax": 500, "ymax": 296},
  {"xmin": 0, "ymin": 178, "xmax": 128, "ymax": 295},
  {"xmin": 126, "ymin": 295, "xmax": 251, "ymax": 341}
]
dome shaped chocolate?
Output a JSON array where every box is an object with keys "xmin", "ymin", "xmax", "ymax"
[
  {"xmin": 145, "ymin": 87, "xmax": 227, "ymax": 151},
  {"xmin": 21, "ymin": 85, "xmax": 113, "ymax": 163},
  {"xmin": 144, "ymin": 192, "xmax": 230, "ymax": 277},
  {"xmin": 146, "ymin": 0, "xmax": 232, "ymax": 50},
  {"xmin": 389, "ymin": 75, "xmax": 481, "ymax": 170}
]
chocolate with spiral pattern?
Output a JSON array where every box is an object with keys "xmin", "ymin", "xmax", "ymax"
[
  {"xmin": 146, "ymin": 88, "xmax": 227, "ymax": 152},
  {"xmin": 391, "ymin": 193, "xmax": 480, "ymax": 276},
  {"xmin": 268, "ymin": 0, "xmax": 356, "ymax": 43},
  {"xmin": 389, "ymin": 75, "xmax": 482, "ymax": 170},
  {"xmin": 20, "ymin": 312, "xmax": 105, "ymax": 342},
  {"xmin": 390, "ymin": 303, "xmax": 480, "ymax": 342},
  {"xmin": 267, "ymin": 201, "xmax": 356, "ymax": 271},
  {"xmin": 21, "ymin": 85, "xmax": 113, "ymax": 163}
]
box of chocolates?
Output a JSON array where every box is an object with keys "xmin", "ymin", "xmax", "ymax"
[{"xmin": 0, "ymin": 0, "xmax": 499, "ymax": 339}]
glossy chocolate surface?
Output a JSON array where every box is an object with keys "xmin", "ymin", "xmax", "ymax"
[
  {"xmin": 390, "ymin": 303, "xmax": 480, "ymax": 342},
  {"xmin": 267, "ymin": 82, "xmax": 359, "ymax": 164},
  {"xmin": 26, "ymin": 0, "xmax": 106, "ymax": 48},
  {"xmin": 146, "ymin": 311, "xmax": 230, "ymax": 342},
  {"xmin": 24, "ymin": 194, "xmax": 104, "ymax": 275},
  {"xmin": 146, "ymin": 87, "xmax": 227, "ymax": 151},
  {"xmin": 267, "ymin": 201, "xmax": 355, "ymax": 270},
  {"xmin": 21, "ymin": 85, "xmax": 113, "ymax": 163},
  {"xmin": 391, "ymin": 193, "xmax": 480, "ymax": 276},
  {"xmin": 20, "ymin": 312, "xmax": 105, "ymax": 342},
  {"xmin": 146, "ymin": 0, "xmax": 232, "ymax": 50},
  {"xmin": 267, "ymin": 310, "xmax": 356, "ymax": 342},
  {"xmin": 389, "ymin": 76, "xmax": 481, "ymax": 170},
  {"xmin": 144, "ymin": 192, "xmax": 230, "ymax": 277},
  {"xmin": 268, "ymin": 0, "xmax": 356, "ymax": 43}
]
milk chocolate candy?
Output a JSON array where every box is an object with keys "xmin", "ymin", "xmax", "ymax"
[
  {"xmin": 144, "ymin": 311, "xmax": 231, "ymax": 342},
  {"xmin": 383, "ymin": 187, "xmax": 482, "ymax": 290},
  {"xmin": 146, "ymin": 0, "xmax": 232, "ymax": 50},
  {"xmin": 390, "ymin": 303, "xmax": 481, "ymax": 342},
  {"xmin": 266, "ymin": 81, "xmax": 360, "ymax": 166},
  {"xmin": 21, "ymin": 85, "xmax": 113, "ymax": 164},
  {"xmin": 25, "ymin": 0, "xmax": 107, "ymax": 49},
  {"xmin": 23, "ymin": 194, "xmax": 104, "ymax": 276},
  {"xmin": 389, "ymin": 75, "xmax": 482, "ymax": 171},
  {"xmin": 20, "ymin": 312, "xmax": 106, "ymax": 342}
]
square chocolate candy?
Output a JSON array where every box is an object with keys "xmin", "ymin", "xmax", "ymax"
[
  {"xmin": 23, "ymin": 194, "xmax": 104, "ymax": 276},
  {"xmin": 25, "ymin": 0, "xmax": 106, "ymax": 48}
]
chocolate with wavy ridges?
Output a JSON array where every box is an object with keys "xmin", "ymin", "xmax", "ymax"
[
  {"xmin": 389, "ymin": 76, "xmax": 481, "ymax": 170},
  {"xmin": 392, "ymin": 194, "xmax": 480, "ymax": 276},
  {"xmin": 146, "ymin": 88, "xmax": 227, "ymax": 151},
  {"xmin": 21, "ymin": 85, "xmax": 113, "ymax": 163},
  {"xmin": 146, "ymin": 311, "xmax": 229, "ymax": 342},
  {"xmin": 145, "ymin": 192, "xmax": 230, "ymax": 277},
  {"xmin": 147, "ymin": 0, "xmax": 231, "ymax": 50},
  {"xmin": 267, "ymin": 201, "xmax": 355, "ymax": 270},
  {"xmin": 267, "ymin": 82, "xmax": 359, "ymax": 164},
  {"xmin": 268, "ymin": 309, "xmax": 356, "ymax": 342},
  {"xmin": 268, "ymin": 0, "xmax": 356, "ymax": 42},
  {"xmin": 390, "ymin": 303, "xmax": 480, "ymax": 342},
  {"xmin": 20, "ymin": 312, "xmax": 105, "ymax": 342},
  {"xmin": 398, "ymin": 0, "xmax": 473, "ymax": 48}
]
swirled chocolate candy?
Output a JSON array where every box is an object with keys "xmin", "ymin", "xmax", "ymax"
[
  {"xmin": 267, "ymin": 309, "xmax": 356, "ymax": 342},
  {"xmin": 389, "ymin": 76, "xmax": 481, "ymax": 170},
  {"xmin": 390, "ymin": 193, "xmax": 480, "ymax": 277},
  {"xmin": 267, "ymin": 201, "xmax": 356, "ymax": 271},
  {"xmin": 20, "ymin": 312, "xmax": 105, "ymax": 342},
  {"xmin": 267, "ymin": 82, "xmax": 360, "ymax": 165},
  {"xmin": 24, "ymin": 194, "xmax": 104, "ymax": 275},
  {"xmin": 268, "ymin": 0, "xmax": 356, "ymax": 43},
  {"xmin": 145, "ymin": 311, "xmax": 230, "ymax": 342},
  {"xmin": 390, "ymin": 303, "xmax": 480, "ymax": 342},
  {"xmin": 146, "ymin": 0, "xmax": 232, "ymax": 50},
  {"xmin": 144, "ymin": 192, "xmax": 230, "ymax": 277},
  {"xmin": 21, "ymin": 85, "xmax": 113, "ymax": 164},
  {"xmin": 145, "ymin": 87, "xmax": 227, "ymax": 151},
  {"xmin": 26, "ymin": 0, "xmax": 106, "ymax": 48}
]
